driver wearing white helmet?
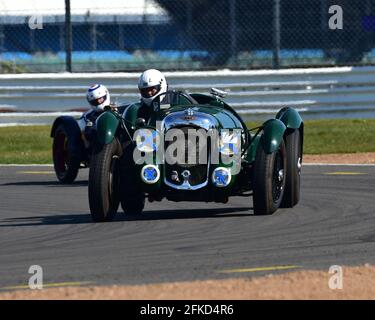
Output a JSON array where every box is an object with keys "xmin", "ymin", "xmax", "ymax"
[
  {"xmin": 86, "ymin": 84, "xmax": 111, "ymax": 111},
  {"xmin": 83, "ymin": 83, "xmax": 112, "ymax": 123},
  {"xmin": 137, "ymin": 69, "xmax": 168, "ymax": 122},
  {"xmin": 77, "ymin": 84, "xmax": 112, "ymax": 141}
]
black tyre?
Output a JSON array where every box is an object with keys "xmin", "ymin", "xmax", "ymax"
[
  {"xmin": 88, "ymin": 139, "xmax": 121, "ymax": 222},
  {"xmin": 52, "ymin": 124, "xmax": 81, "ymax": 183},
  {"xmin": 281, "ymin": 129, "xmax": 302, "ymax": 208},
  {"xmin": 121, "ymin": 194, "xmax": 145, "ymax": 215},
  {"xmin": 119, "ymin": 144, "xmax": 145, "ymax": 215},
  {"xmin": 252, "ymin": 138, "xmax": 287, "ymax": 215}
]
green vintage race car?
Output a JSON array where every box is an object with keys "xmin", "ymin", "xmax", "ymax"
[{"xmin": 88, "ymin": 89, "xmax": 303, "ymax": 222}]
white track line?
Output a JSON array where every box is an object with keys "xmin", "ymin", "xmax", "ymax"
[{"xmin": 0, "ymin": 164, "xmax": 53, "ymax": 167}]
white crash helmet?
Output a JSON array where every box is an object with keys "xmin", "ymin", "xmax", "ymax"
[
  {"xmin": 86, "ymin": 84, "xmax": 110, "ymax": 110},
  {"xmin": 138, "ymin": 69, "xmax": 167, "ymax": 106}
]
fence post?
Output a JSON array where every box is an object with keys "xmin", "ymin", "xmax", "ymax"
[
  {"xmin": 29, "ymin": 28, "xmax": 35, "ymax": 53},
  {"xmin": 91, "ymin": 23, "xmax": 97, "ymax": 51},
  {"xmin": 187, "ymin": 1, "xmax": 193, "ymax": 40},
  {"xmin": 273, "ymin": 0, "xmax": 281, "ymax": 69},
  {"xmin": 0, "ymin": 25, "xmax": 5, "ymax": 53},
  {"xmin": 229, "ymin": 0, "xmax": 237, "ymax": 64},
  {"xmin": 320, "ymin": 0, "xmax": 328, "ymax": 53},
  {"xmin": 65, "ymin": 0, "xmax": 72, "ymax": 72},
  {"xmin": 119, "ymin": 24, "xmax": 124, "ymax": 50}
]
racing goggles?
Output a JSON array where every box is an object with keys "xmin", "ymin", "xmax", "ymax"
[
  {"xmin": 140, "ymin": 85, "xmax": 161, "ymax": 98},
  {"xmin": 89, "ymin": 95, "xmax": 106, "ymax": 107}
]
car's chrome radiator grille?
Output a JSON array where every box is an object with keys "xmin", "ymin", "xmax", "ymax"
[{"xmin": 164, "ymin": 126, "xmax": 209, "ymax": 189}]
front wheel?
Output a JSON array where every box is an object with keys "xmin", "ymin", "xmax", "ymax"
[
  {"xmin": 88, "ymin": 139, "xmax": 121, "ymax": 222},
  {"xmin": 52, "ymin": 124, "xmax": 81, "ymax": 183},
  {"xmin": 252, "ymin": 138, "xmax": 286, "ymax": 215},
  {"xmin": 281, "ymin": 129, "xmax": 302, "ymax": 208}
]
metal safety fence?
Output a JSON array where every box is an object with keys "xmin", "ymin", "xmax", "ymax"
[
  {"xmin": 0, "ymin": 0, "xmax": 375, "ymax": 73},
  {"xmin": 1, "ymin": 66, "xmax": 375, "ymax": 123}
]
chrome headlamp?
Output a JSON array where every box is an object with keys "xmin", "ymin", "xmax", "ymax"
[
  {"xmin": 141, "ymin": 165, "xmax": 160, "ymax": 184},
  {"xmin": 212, "ymin": 167, "xmax": 232, "ymax": 187}
]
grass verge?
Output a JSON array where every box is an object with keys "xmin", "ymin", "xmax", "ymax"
[
  {"xmin": 249, "ymin": 118, "xmax": 375, "ymax": 154},
  {"xmin": 0, "ymin": 125, "xmax": 52, "ymax": 164},
  {"xmin": 303, "ymin": 119, "xmax": 375, "ymax": 154},
  {"xmin": 0, "ymin": 119, "xmax": 374, "ymax": 164}
]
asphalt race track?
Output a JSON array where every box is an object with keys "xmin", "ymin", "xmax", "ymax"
[{"xmin": 0, "ymin": 164, "xmax": 374, "ymax": 290}]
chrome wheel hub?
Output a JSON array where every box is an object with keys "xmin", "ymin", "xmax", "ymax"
[{"xmin": 297, "ymin": 157, "xmax": 302, "ymax": 173}]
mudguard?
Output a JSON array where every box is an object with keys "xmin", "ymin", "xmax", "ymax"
[
  {"xmin": 276, "ymin": 107, "xmax": 303, "ymax": 130},
  {"xmin": 261, "ymin": 119, "xmax": 286, "ymax": 154},
  {"xmin": 96, "ymin": 111, "xmax": 120, "ymax": 145},
  {"xmin": 276, "ymin": 106, "xmax": 304, "ymax": 155},
  {"xmin": 50, "ymin": 116, "xmax": 81, "ymax": 138},
  {"xmin": 245, "ymin": 135, "xmax": 261, "ymax": 163},
  {"xmin": 50, "ymin": 115, "xmax": 85, "ymax": 162},
  {"xmin": 122, "ymin": 103, "xmax": 141, "ymax": 131}
]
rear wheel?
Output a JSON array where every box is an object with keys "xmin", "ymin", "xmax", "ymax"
[
  {"xmin": 52, "ymin": 124, "xmax": 81, "ymax": 183},
  {"xmin": 88, "ymin": 139, "xmax": 121, "ymax": 222},
  {"xmin": 252, "ymin": 139, "xmax": 286, "ymax": 215},
  {"xmin": 281, "ymin": 129, "xmax": 302, "ymax": 208}
]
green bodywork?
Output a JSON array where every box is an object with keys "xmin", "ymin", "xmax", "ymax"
[
  {"xmin": 242, "ymin": 106, "xmax": 304, "ymax": 161},
  {"xmin": 157, "ymin": 104, "xmax": 243, "ymax": 129},
  {"xmin": 96, "ymin": 93, "xmax": 247, "ymax": 144},
  {"xmin": 94, "ymin": 92, "xmax": 303, "ymax": 197},
  {"xmin": 96, "ymin": 111, "xmax": 120, "ymax": 145},
  {"xmin": 276, "ymin": 107, "xmax": 303, "ymax": 129},
  {"xmin": 276, "ymin": 106, "xmax": 304, "ymax": 156},
  {"xmin": 245, "ymin": 135, "xmax": 261, "ymax": 163},
  {"xmin": 261, "ymin": 119, "xmax": 287, "ymax": 154},
  {"xmin": 122, "ymin": 103, "xmax": 142, "ymax": 131}
]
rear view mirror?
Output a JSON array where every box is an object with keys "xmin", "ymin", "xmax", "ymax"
[{"xmin": 211, "ymin": 88, "xmax": 227, "ymax": 98}]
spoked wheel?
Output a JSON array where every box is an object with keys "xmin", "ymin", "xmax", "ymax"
[
  {"xmin": 88, "ymin": 139, "xmax": 122, "ymax": 222},
  {"xmin": 272, "ymin": 148, "xmax": 285, "ymax": 204},
  {"xmin": 52, "ymin": 124, "xmax": 81, "ymax": 183},
  {"xmin": 281, "ymin": 129, "xmax": 302, "ymax": 208},
  {"xmin": 253, "ymin": 139, "xmax": 287, "ymax": 215}
]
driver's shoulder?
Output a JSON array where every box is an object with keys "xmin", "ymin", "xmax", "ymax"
[{"xmin": 82, "ymin": 108, "xmax": 102, "ymax": 120}]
